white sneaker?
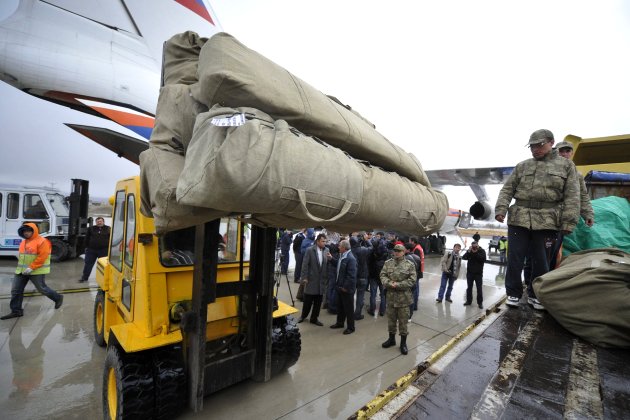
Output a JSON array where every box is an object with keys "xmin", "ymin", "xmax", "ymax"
[
  {"xmin": 506, "ymin": 296, "xmax": 520, "ymax": 307},
  {"xmin": 528, "ymin": 297, "xmax": 545, "ymax": 311}
]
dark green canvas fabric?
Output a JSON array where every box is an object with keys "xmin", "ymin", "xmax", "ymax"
[{"xmin": 533, "ymin": 248, "xmax": 630, "ymax": 349}]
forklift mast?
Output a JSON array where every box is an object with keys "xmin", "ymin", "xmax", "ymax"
[{"xmin": 67, "ymin": 179, "xmax": 90, "ymax": 255}]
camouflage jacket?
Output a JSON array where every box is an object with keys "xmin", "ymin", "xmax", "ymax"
[
  {"xmin": 578, "ymin": 172, "xmax": 595, "ymax": 222},
  {"xmin": 495, "ymin": 149, "xmax": 580, "ymax": 232},
  {"xmin": 380, "ymin": 257, "xmax": 416, "ymax": 307}
]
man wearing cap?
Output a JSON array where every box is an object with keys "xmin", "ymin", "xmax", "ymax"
[
  {"xmin": 495, "ymin": 129, "xmax": 580, "ymax": 310},
  {"xmin": 549, "ymin": 141, "xmax": 595, "ymax": 268},
  {"xmin": 380, "ymin": 243, "xmax": 416, "ymax": 355},
  {"xmin": 1, "ymin": 223, "xmax": 63, "ymax": 320}
]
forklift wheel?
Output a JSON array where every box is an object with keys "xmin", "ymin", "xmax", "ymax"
[
  {"xmin": 271, "ymin": 315, "xmax": 302, "ymax": 376},
  {"xmin": 94, "ymin": 290, "xmax": 106, "ymax": 347},
  {"xmin": 50, "ymin": 238, "xmax": 70, "ymax": 262},
  {"xmin": 152, "ymin": 345, "xmax": 187, "ymax": 420},
  {"xmin": 103, "ymin": 345, "xmax": 155, "ymax": 420}
]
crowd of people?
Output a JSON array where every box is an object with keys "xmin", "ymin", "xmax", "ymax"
[{"xmin": 278, "ymin": 229, "xmax": 427, "ymax": 355}]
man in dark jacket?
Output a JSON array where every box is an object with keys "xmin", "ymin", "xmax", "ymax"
[
  {"xmin": 279, "ymin": 229, "xmax": 292, "ymax": 275},
  {"xmin": 329, "ymin": 239, "xmax": 358, "ymax": 335},
  {"xmin": 292, "ymin": 228, "xmax": 306, "ymax": 283},
  {"xmin": 350, "ymin": 235, "xmax": 372, "ymax": 320},
  {"xmin": 298, "ymin": 233, "xmax": 328, "ymax": 325},
  {"xmin": 80, "ymin": 217, "xmax": 111, "ymax": 283},
  {"xmin": 462, "ymin": 241, "xmax": 486, "ymax": 309}
]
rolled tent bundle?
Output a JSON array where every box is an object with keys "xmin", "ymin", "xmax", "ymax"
[
  {"xmin": 162, "ymin": 31, "xmax": 207, "ymax": 86},
  {"xmin": 191, "ymin": 32, "xmax": 430, "ymax": 187},
  {"xmin": 176, "ymin": 106, "xmax": 448, "ymax": 235},
  {"xmin": 139, "ymin": 145, "xmax": 224, "ymax": 234},
  {"xmin": 149, "ymin": 84, "xmax": 208, "ymax": 152}
]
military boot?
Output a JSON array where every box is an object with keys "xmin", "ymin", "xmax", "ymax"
[
  {"xmin": 400, "ymin": 335, "xmax": 408, "ymax": 355},
  {"xmin": 382, "ymin": 333, "xmax": 396, "ymax": 348}
]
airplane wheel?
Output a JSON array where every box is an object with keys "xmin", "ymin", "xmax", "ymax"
[
  {"xmin": 103, "ymin": 345, "xmax": 155, "ymax": 420},
  {"xmin": 270, "ymin": 315, "xmax": 301, "ymax": 376},
  {"xmin": 152, "ymin": 345, "xmax": 187, "ymax": 420},
  {"xmin": 50, "ymin": 238, "xmax": 69, "ymax": 262},
  {"xmin": 94, "ymin": 290, "xmax": 106, "ymax": 347}
]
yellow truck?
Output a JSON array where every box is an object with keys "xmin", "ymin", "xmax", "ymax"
[{"xmin": 94, "ymin": 176, "xmax": 300, "ymax": 419}]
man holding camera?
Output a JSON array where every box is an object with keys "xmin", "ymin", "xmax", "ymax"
[{"xmin": 462, "ymin": 241, "xmax": 486, "ymax": 309}]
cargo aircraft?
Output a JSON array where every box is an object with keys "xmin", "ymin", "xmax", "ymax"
[{"xmin": 0, "ymin": 0, "xmax": 508, "ymax": 235}]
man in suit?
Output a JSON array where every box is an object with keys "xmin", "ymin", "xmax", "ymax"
[
  {"xmin": 298, "ymin": 233, "xmax": 329, "ymax": 326},
  {"xmin": 329, "ymin": 239, "xmax": 358, "ymax": 335}
]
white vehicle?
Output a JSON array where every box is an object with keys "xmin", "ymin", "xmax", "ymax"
[{"xmin": 0, "ymin": 179, "xmax": 89, "ymax": 261}]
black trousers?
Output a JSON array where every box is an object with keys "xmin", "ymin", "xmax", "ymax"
[
  {"xmin": 465, "ymin": 272, "xmax": 483, "ymax": 305},
  {"xmin": 301, "ymin": 293, "xmax": 323, "ymax": 321},
  {"xmin": 82, "ymin": 247, "xmax": 108, "ymax": 280},
  {"xmin": 335, "ymin": 290, "xmax": 355, "ymax": 331},
  {"xmin": 505, "ymin": 226, "xmax": 558, "ymax": 299}
]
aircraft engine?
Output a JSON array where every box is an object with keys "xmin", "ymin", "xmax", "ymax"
[{"xmin": 469, "ymin": 201, "xmax": 493, "ymax": 221}]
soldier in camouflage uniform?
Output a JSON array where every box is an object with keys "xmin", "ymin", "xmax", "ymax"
[
  {"xmin": 495, "ymin": 129, "xmax": 580, "ymax": 311},
  {"xmin": 548, "ymin": 141, "xmax": 595, "ymax": 269},
  {"xmin": 380, "ymin": 243, "xmax": 417, "ymax": 355}
]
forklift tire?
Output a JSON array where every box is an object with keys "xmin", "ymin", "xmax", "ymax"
[
  {"xmin": 103, "ymin": 345, "xmax": 155, "ymax": 420},
  {"xmin": 270, "ymin": 315, "xmax": 302, "ymax": 376},
  {"xmin": 152, "ymin": 345, "xmax": 187, "ymax": 420},
  {"xmin": 94, "ymin": 290, "xmax": 106, "ymax": 347},
  {"xmin": 50, "ymin": 238, "xmax": 70, "ymax": 262}
]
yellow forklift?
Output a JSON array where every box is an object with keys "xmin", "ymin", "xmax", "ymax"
[{"xmin": 94, "ymin": 176, "xmax": 301, "ymax": 419}]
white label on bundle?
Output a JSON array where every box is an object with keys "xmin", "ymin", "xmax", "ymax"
[{"xmin": 211, "ymin": 114, "xmax": 247, "ymax": 127}]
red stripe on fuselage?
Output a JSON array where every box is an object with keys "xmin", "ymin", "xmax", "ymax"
[{"xmin": 175, "ymin": 0, "xmax": 215, "ymax": 25}]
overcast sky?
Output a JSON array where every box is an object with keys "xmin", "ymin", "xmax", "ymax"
[{"xmin": 1, "ymin": 0, "xmax": 630, "ymax": 209}]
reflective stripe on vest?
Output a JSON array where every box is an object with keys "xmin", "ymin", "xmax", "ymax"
[{"xmin": 16, "ymin": 252, "xmax": 51, "ymax": 275}]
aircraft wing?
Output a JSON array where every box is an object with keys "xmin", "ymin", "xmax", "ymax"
[
  {"xmin": 426, "ymin": 167, "xmax": 514, "ymax": 221},
  {"xmin": 66, "ymin": 124, "xmax": 149, "ymax": 165}
]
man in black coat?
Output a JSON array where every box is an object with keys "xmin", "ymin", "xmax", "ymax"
[
  {"xmin": 292, "ymin": 228, "xmax": 306, "ymax": 283},
  {"xmin": 329, "ymin": 239, "xmax": 358, "ymax": 335},
  {"xmin": 462, "ymin": 241, "xmax": 486, "ymax": 309},
  {"xmin": 80, "ymin": 217, "xmax": 111, "ymax": 283},
  {"xmin": 350, "ymin": 235, "xmax": 372, "ymax": 320}
]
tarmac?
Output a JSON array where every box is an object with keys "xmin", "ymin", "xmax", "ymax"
[{"xmin": 0, "ymin": 253, "xmax": 509, "ymax": 419}]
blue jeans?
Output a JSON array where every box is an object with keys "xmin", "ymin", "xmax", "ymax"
[
  {"xmin": 82, "ymin": 248, "xmax": 108, "ymax": 281},
  {"xmin": 410, "ymin": 277, "xmax": 420, "ymax": 312},
  {"xmin": 354, "ymin": 278, "xmax": 367, "ymax": 317},
  {"xmin": 437, "ymin": 272, "xmax": 455, "ymax": 300},
  {"xmin": 326, "ymin": 272, "xmax": 338, "ymax": 312},
  {"xmin": 10, "ymin": 274, "xmax": 61, "ymax": 313},
  {"xmin": 280, "ymin": 249, "xmax": 290, "ymax": 274},
  {"xmin": 368, "ymin": 277, "xmax": 386, "ymax": 314},
  {"xmin": 505, "ymin": 225, "xmax": 558, "ymax": 299},
  {"xmin": 293, "ymin": 251, "xmax": 304, "ymax": 281}
]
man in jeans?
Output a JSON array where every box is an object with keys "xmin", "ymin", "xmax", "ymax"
[
  {"xmin": 80, "ymin": 216, "xmax": 111, "ymax": 282},
  {"xmin": 1, "ymin": 223, "xmax": 63, "ymax": 320},
  {"xmin": 436, "ymin": 244, "xmax": 462, "ymax": 303}
]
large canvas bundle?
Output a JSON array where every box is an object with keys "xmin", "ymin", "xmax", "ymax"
[
  {"xmin": 191, "ymin": 32, "xmax": 430, "ymax": 186},
  {"xmin": 162, "ymin": 31, "xmax": 207, "ymax": 86},
  {"xmin": 533, "ymin": 248, "xmax": 630, "ymax": 349},
  {"xmin": 176, "ymin": 106, "xmax": 447, "ymax": 235},
  {"xmin": 149, "ymin": 84, "xmax": 208, "ymax": 151},
  {"xmin": 139, "ymin": 146, "xmax": 223, "ymax": 234}
]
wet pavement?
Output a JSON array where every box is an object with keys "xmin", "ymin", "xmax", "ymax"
[
  {"xmin": 0, "ymin": 254, "xmax": 507, "ymax": 419},
  {"xmin": 391, "ymin": 299, "xmax": 630, "ymax": 419}
]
